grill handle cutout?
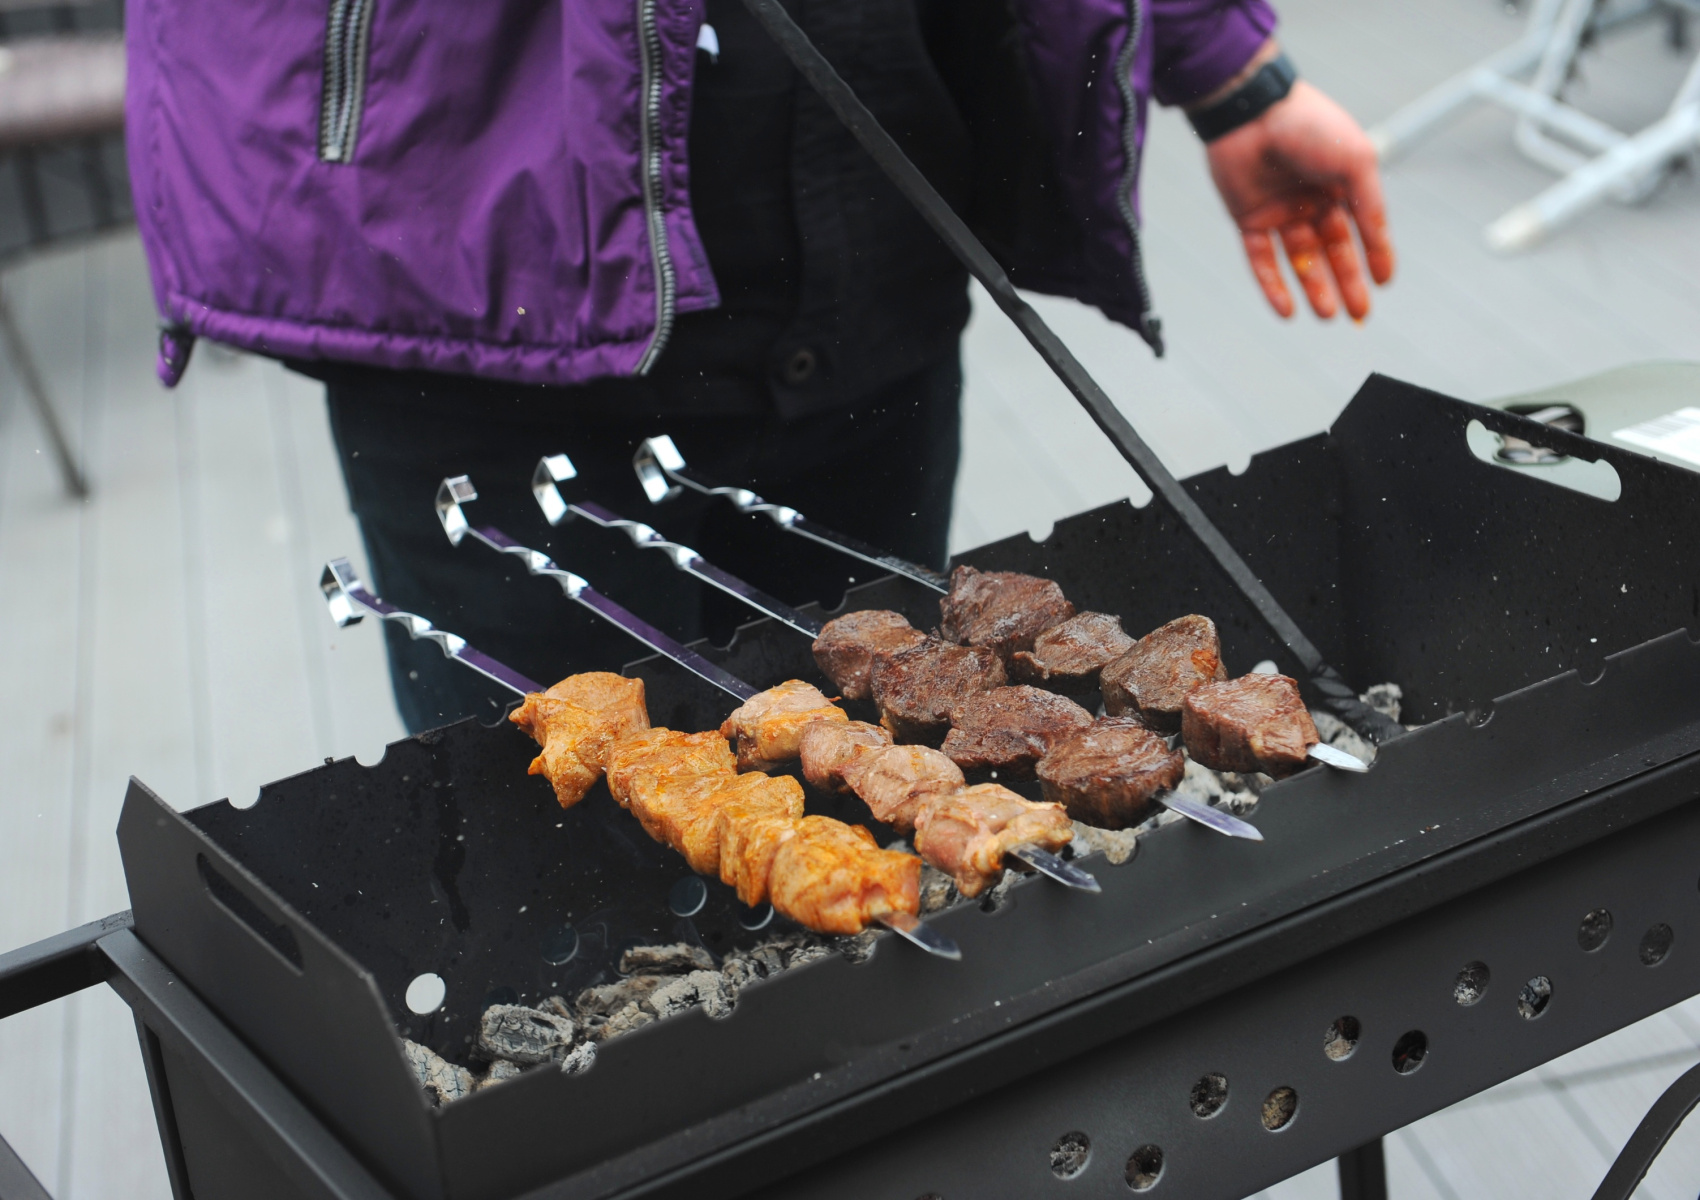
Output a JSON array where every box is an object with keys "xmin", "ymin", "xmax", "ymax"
[{"xmin": 1466, "ymin": 419, "xmax": 1622, "ymax": 502}]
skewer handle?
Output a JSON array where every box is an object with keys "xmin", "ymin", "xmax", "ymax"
[
  {"xmin": 318, "ymin": 559, "xmax": 544, "ymax": 696},
  {"xmin": 874, "ymin": 912, "xmax": 962, "ymax": 960},
  {"xmin": 531, "ymin": 457, "xmax": 824, "ymax": 637},
  {"xmin": 633, "ymin": 436, "xmax": 950, "ymax": 593},
  {"xmin": 1158, "ymin": 793, "xmax": 1265, "ymax": 841},
  {"xmin": 436, "ymin": 478, "xmax": 759, "ymax": 702}
]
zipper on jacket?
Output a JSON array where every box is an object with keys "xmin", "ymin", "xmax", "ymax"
[
  {"xmin": 1113, "ymin": 0, "xmax": 1164, "ymax": 356},
  {"xmin": 633, "ymin": 0, "xmax": 678, "ymax": 374},
  {"xmin": 318, "ymin": 0, "xmax": 375, "ymax": 163}
]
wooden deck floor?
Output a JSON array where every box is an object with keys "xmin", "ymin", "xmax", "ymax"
[{"xmin": 4, "ymin": 0, "xmax": 1700, "ymax": 1195}]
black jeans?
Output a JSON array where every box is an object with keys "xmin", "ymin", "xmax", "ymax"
[{"xmin": 326, "ymin": 358, "xmax": 962, "ymax": 732}]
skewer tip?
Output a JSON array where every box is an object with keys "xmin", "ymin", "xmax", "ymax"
[{"xmin": 876, "ymin": 912, "xmax": 962, "ymax": 960}]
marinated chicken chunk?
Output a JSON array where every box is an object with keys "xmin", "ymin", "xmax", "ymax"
[
  {"xmin": 605, "ymin": 729, "xmax": 736, "ymax": 809},
  {"xmin": 720, "ymin": 679, "xmax": 848, "ymax": 770},
  {"xmin": 717, "ymin": 797, "xmax": 804, "ymax": 906},
  {"xmin": 912, "ymin": 783, "xmax": 1074, "ymax": 898},
  {"xmin": 1183, "ymin": 673, "xmax": 1319, "ymax": 778},
  {"xmin": 798, "ymin": 719, "xmax": 892, "ymax": 794},
  {"xmin": 840, "ymin": 743, "xmax": 966, "ymax": 832},
  {"xmin": 668, "ymin": 771, "xmax": 804, "ymax": 876},
  {"xmin": 938, "ymin": 565, "xmax": 1075, "ymax": 660},
  {"xmin": 768, "ymin": 816, "xmax": 921, "ymax": 935},
  {"xmin": 1010, "ymin": 611, "xmax": 1136, "ymax": 691},
  {"xmin": 870, "ymin": 636, "xmax": 1007, "ymax": 744},
  {"xmin": 542, "ymin": 672, "xmax": 649, "ymax": 739},
  {"xmin": 811, "ymin": 610, "xmax": 926, "ymax": 701},
  {"xmin": 1036, "ymin": 717, "xmax": 1185, "ymax": 829},
  {"xmin": 1100, "ymin": 614, "xmax": 1228, "ymax": 731},
  {"xmin": 509, "ymin": 673, "xmax": 652, "ymax": 808},
  {"xmin": 940, "ymin": 686, "xmax": 1094, "ymax": 780}
]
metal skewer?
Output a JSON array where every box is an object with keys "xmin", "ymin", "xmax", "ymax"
[
  {"xmin": 1309, "ymin": 743, "xmax": 1372, "ymax": 773},
  {"xmin": 319, "ymin": 556, "xmax": 960, "ymax": 960},
  {"xmin": 439, "ymin": 479, "xmax": 1099, "ymax": 895},
  {"xmin": 633, "ymin": 435, "xmax": 949, "ymax": 593},
  {"xmin": 529, "ymin": 456, "xmax": 823, "ymax": 637}
]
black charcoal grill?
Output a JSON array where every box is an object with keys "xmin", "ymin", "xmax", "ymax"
[{"xmin": 9, "ymin": 379, "xmax": 1700, "ymax": 1200}]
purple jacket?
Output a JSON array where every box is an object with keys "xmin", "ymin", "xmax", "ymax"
[{"xmin": 127, "ymin": 0, "xmax": 1274, "ymax": 388}]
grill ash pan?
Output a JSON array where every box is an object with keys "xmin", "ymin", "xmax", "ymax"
[{"xmin": 119, "ymin": 376, "xmax": 1700, "ymax": 1200}]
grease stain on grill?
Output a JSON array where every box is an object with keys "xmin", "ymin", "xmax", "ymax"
[
  {"xmin": 1518, "ymin": 975, "xmax": 1553, "ymax": 1019},
  {"xmin": 1578, "ymin": 908, "xmax": 1613, "ymax": 952},
  {"xmin": 1189, "ymin": 1073, "xmax": 1228, "ymax": 1118},
  {"xmin": 1454, "ymin": 961, "xmax": 1490, "ymax": 1005},
  {"xmin": 1125, "ymin": 1145, "xmax": 1163, "ymax": 1190},
  {"xmin": 1640, "ymin": 923, "xmax": 1674, "ymax": 966},
  {"xmin": 1260, "ymin": 1087, "xmax": 1298, "ymax": 1131},
  {"xmin": 1324, "ymin": 1016, "xmax": 1360, "ymax": 1061},
  {"xmin": 668, "ymin": 876, "xmax": 707, "ymax": 917},
  {"xmin": 1391, "ymin": 1030, "xmax": 1427, "ymax": 1074},
  {"xmin": 542, "ymin": 923, "xmax": 579, "ymax": 965},
  {"xmin": 1050, "ymin": 1131, "xmax": 1091, "ymax": 1178}
]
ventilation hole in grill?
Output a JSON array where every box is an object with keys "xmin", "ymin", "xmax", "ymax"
[
  {"xmin": 1324, "ymin": 1016, "xmax": 1360, "ymax": 1061},
  {"xmin": 1578, "ymin": 909, "xmax": 1613, "ymax": 952},
  {"xmin": 1260, "ymin": 1087, "xmax": 1298, "ymax": 1131},
  {"xmin": 1189, "ymin": 1073, "xmax": 1228, "ymax": 1118},
  {"xmin": 1640, "ymin": 924, "xmax": 1674, "ymax": 966},
  {"xmin": 405, "ymin": 973, "xmax": 446, "ymax": 1015},
  {"xmin": 1454, "ymin": 961, "xmax": 1490, "ymax": 1005},
  {"xmin": 1391, "ymin": 1030, "xmax": 1428, "ymax": 1074},
  {"xmin": 737, "ymin": 901, "xmax": 774, "ymax": 931},
  {"xmin": 1050, "ymin": 1131, "xmax": 1091, "ymax": 1179},
  {"xmin": 669, "ymin": 875, "xmax": 707, "ymax": 917},
  {"xmin": 1518, "ymin": 976, "xmax": 1553, "ymax": 1019},
  {"xmin": 1124, "ymin": 1145, "xmax": 1164, "ymax": 1191},
  {"xmin": 542, "ymin": 923, "xmax": 578, "ymax": 966}
]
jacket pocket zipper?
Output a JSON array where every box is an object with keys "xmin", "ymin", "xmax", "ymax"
[
  {"xmin": 319, "ymin": 0, "xmax": 375, "ymax": 163},
  {"xmin": 633, "ymin": 0, "xmax": 677, "ymax": 373}
]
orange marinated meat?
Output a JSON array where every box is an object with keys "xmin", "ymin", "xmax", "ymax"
[
  {"xmin": 768, "ymin": 816, "xmax": 921, "ymax": 935},
  {"xmin": 508, "ymin": 672, "xmax": 652, "ymax": 808},
  {"xmin": 720, "ymin": 679, "xmax": 848, "ymax": 770},
  {"xmin": 605, "ymin": 728, "xmax": 736, "ymax": 809}
]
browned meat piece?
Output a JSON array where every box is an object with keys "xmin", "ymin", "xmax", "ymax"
[
  {"xmin": 1183, "ymin": 673, "xmax": 1319, "ymax": 778},
  {"xmin": 870, "ymin": 636, "xmax": 1007, "ymax": 744},
  {"xmin": 1036, "ymin": 717, "xmax": 1185, "ymax": 829},
  {"xmin": 1011, "ymin": 612, "xmax": 1135, "ymax": 691},
  {"xmin": 938, "ymin": 564, "xmax": 1075, "ymax": 659},
  {"xmin": 798, "ymin": 719, "xmax": 892, "ymax": 794},
  {"xmin": 768, "ymin": 817, "xmax": 921, "ymax": 934},
  {"xmin": 508, "ymin": 673, "xmax": 652, "ymax": 808},
  {"xmin": 605, "ymin": 729, "xmax": 736, "ymax": 809},
  {"xmin": 811, "ymin": 610, "xmax": 926, "ymax": 701},
  {"xmin": 940, "ymin": 686, "xmax": 1094, "ymax": 780},
  {"xmin": 542, "ymin": 672, "xmax": 649, "ymax": 740},
  {"xmin": 717, "ymin": 799, "xmax": 803, "ymax": 906},
  {"xmin": 912, "ymin": 783, "xmax": 1074, "ymax": 898},
  {"xmin": 1100, "ymin": 614, "xmax": 1228, "ymax": 731},
  {"xmin": 719, "ymin": 679, "xmax": 848, "ymax": 770},
  {"xmin": 840, "ymin": 744, "xmax": 965, "ymax": 831}
]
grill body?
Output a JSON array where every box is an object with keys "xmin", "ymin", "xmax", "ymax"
[{"xmin": 101, "ymin": 376, "xmax": 1700, "ymax": 1200}]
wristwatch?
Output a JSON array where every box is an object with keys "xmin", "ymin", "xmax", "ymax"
[{"xmin": 1188, "ymin": 52, "xmax": 1298, "ymax": 143}]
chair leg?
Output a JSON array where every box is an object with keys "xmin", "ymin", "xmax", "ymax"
[
  {"xmin": 1338, "ymin": 1137, "xmax": 1388, "ymax": 1200},
  {"xmin": 0, "ymin": 287, "xmax": 89, "ymax": 498}
]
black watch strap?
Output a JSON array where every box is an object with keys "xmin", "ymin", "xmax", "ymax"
[{"xmin": 1188, "ymin": 52, "xmax": 1297, "ymax": 142}]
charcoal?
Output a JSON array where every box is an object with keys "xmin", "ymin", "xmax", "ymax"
[
  {"xmin": 647, "ymin": 970, "xmax": 734, "ymax": 1020},
  {"xmin": 401, "ymin": 1038, "xmax": 474, "ymax": 1106},
  {"xmin": 619, "ymin": 943, "xmax": 716, "ymax": 976},
  {"xmin": 575, "ymin": 975, "xmax": 665, "ymax": 1018},
  {"xmin": 1363, "ymin": 682, "xmax": 1403, "ymax": 722},
  {"xmin": 919, "ymin": 863, "xmax": 961, "ymax": 913},
  {"xmin": 1174, "ymin": 755, "xmax": 1260, "ymax": 815},
  {"xmin": 594, "ymin": 1002, "xmax": 656, "ymax": 1042},
  {"xmin": 558, "ymin": 1041, "xmax": 597, "ymax": 1076},
  {"xmin": 835, "ymin": 929, "xmax": 881, "ymax": 964},
  {"xmin": 477, "ymin": 1004, "xmax": 575, "ymax": 1065},
  {"xmin": 537, "ymin": 994, "xmax": 575, "ymax": 1022},
  {"xmin": 1068, "ymin": 822, "xmax": 1140, "ymax": 866},
  {"xmin": 475, "ymin": 1058, "xmax": 527, "ymax": 1091}
]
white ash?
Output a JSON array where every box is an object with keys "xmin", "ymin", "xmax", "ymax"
[
  {"xmin": 1309, "ymin": 682, "xmax": 1405, "ymax": 765},
  {"xmin": 1362, "ymin": 682, "xmax": 1403, "ymax": 722},
  {"xmin": 402, "ymin": 1038, "xmax": 474, "ymax": 1106},
  {"xmin": 619, "ymin": 943, "xmax": 715, "ymax": 975},
  {"xmin": 1174, "ymin": 755, "xmax": 1261, "ymax": 815},
  {"xmin": 1069, "ymin": 822, "xmax": 1139, "ymax": 866},
  {"xmin": 477, "ymin": 1004, "xmax": 575, "ymax": 1064},
  {"xmin": 558, "ymin": 1041, "xmax": 597, "ymax": 1076},
  {"xmin": 920, "ymin": 864, "xmax": 962, "ymax": 913},
  {"xmin": 575, "ymin": 975, "xmax": 666, "ymax": 1018},
  {"xmin": 474, "ymin": 1058, "xmax": 526, "ymax": 1091},
  {"xmin": 591, "ymin": 1001, "xmax": 657, "ymax": 1042},
  {"xmin": 648, "ymin": 969, "xmax": 736, "ymax": 1020}
]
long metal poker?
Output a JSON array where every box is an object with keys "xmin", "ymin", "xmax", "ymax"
[
  {"xmin": 736, "ymin": 0, "xmax": 1403, "ymax": 749},
  {"xmin": 319, "ymin": 556, "xmax": 960, "ymax": 960},
  {"xmin": 633, "ymin": 435, "xmax": 949, "ymax": 593},
  {"xmin": 439, "ymin": 480, "xmax": 1101, "ymax": 892},
  {"xmin": 529, "ymin": 456, "xmax": 823, "ymax": 637}
]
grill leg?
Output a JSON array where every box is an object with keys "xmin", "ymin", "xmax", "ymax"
[
  {"xmin": 1337, "ymin": 1138, "xmax": 1388, "ymax": 1200},
  {"xmin": 0, "ymin": 284, "xmax": 89, "ymax": 498}
]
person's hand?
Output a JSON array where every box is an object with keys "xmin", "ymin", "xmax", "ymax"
[{"xmin": 1204, "ymin": 78, "xmax": 1395, "ymax": 321}]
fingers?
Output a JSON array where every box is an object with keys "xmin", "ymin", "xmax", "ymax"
[
  {"xmin": 1241, "ymin": 229, "xmax": 1294, "ymax": 319},
  {"xmin": 1343, "ymin": 152, "xmax": 1396, "ymax": 285},
  {"xmin": 1278, "ymin": 221, "xmax": 1338, "ymax": 319},
  {"xmin": 1319, "ymin": 204, "xmax": 1370, "ymax": 321}
]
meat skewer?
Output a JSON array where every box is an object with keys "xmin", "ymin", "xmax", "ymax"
[
  {"xmin": 631, "ymin": 434, "xmax": 950, "ymax": 592},
  {"xmin": 528, "ymin": 456, "xmax": 823, "ymax": 638}
]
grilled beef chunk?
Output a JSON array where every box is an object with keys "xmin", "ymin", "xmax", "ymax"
[
  {"xmin": 1011, "ymin": 611, "xmax": 1135, "ymax": 691},
  {"xmin": 1100, "ymin": 614, "xmax": 1228, "ymax": 731},
  {"xmin": 940, "ymin": 686, "xmax": 1094, "ymax": 779},
  {"xmin": 913, "ymin": 784, "xmax": 1074, "ymax": 897},
  {"xmin": 938, "ymin": 565, "xmax": 1075, "ymax": 659},
  {"xmin": 871, "ymin": 636, "xmax": 1007, "ymax": 744},
  {"xmin": 799, "ymin": 719, "xmax": 892, "ymax": 794},
  {"xmin": 840, "ymin": 743, "xmax": 965, "ymax": 832},
  {"xmin": 812, "ymin": 610, "xmax": 926, "ymax": 701},
  {"xmin": 1182, "ymin": 673, "xmax": 1319, "ymax": 778},
  {"xmin": 1036, "ymin": 717, "xmax": 1185, "ymax": 829}
]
